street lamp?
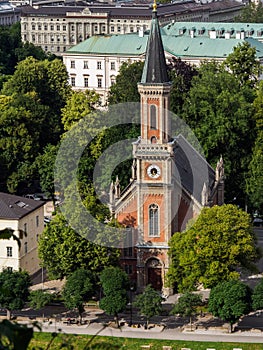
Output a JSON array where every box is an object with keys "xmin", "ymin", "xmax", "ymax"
[{"xmin": 129, "ymin": 286, "xmax": 134, "ymax": 326}]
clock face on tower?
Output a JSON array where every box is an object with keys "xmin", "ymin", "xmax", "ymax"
[{"xmin": 147, "ymin": 164, "xmax": 161, "ymax": 179}]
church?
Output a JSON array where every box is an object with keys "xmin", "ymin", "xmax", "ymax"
[{"xmin": 109, "ymin": 2, "xmax": 224, "ymax": 295}]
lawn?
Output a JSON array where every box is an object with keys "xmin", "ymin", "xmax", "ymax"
[{"xmin": 28, "ymin": 332, "xmax": 263, "ymax": 350}]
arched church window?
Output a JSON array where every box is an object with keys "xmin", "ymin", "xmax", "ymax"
[
  {"xmin": 149, "ymin": 204, "xmax": 159, "ymax": 237},
  {"xmin": 150, "ymin": 105, "xmax": 157, "ymax": 130},
  {"xmin": 151, "ymin": 136, "xmax": 157, "ymax": 144}
]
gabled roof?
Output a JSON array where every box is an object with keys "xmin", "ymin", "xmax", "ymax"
[
  {"xmin": 173, "ymin": 135, "xmax": 215, "ymax": 204},
  {"xmin": 0, "ymin": 192, "xmax": 44, "ymax": 220},
  {"xmin": 141, "ymin": 8, "xmax": 169, "ymax": 84}
]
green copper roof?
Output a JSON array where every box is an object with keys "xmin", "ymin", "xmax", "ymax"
[
  {"xmin": 67, "ymin": 34, "xmax": 147, "ymax": 56},
  {"xmin": 65, "ymin": 26, "xmax": 263, "ymax": 60}
]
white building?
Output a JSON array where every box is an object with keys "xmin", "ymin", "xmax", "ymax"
[
  {"xmin": 63, "ymin": 22, "xmax": 263, "ymax": 105},
  {"xmin": 0, "ymin": 192, "xmax": 45, "ymax": 276}
]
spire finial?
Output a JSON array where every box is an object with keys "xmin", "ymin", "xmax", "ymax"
[{"xmin": 153, "ymin": 0, "xmax": 157, "ymax": 12}]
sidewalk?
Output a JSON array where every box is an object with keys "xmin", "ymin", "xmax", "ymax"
[{"xmin": 22, "ymin": 318, "xmax": 263, "ymax": 344}]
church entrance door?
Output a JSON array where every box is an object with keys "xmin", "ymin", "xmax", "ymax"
[{"xmin": 146, "ymin": 258, "xmax": 163, "ymax": 291}]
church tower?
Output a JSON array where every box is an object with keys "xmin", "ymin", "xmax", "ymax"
[
  {"xmin": 112, "ymin": 1, "xmax": 224, "ymax": 295},
  {"xmin": 132, "ymin": 2, "xmax": 175, "ymax": 294}
]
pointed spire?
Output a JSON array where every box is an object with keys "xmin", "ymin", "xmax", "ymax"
[{"xmin": 141, "ymin": 1, "xmax": 169, "ymax": 84}]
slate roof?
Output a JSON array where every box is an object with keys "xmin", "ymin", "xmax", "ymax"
[
  {"xmin": 20, "ymin": 0, "xmax": 243, "ymax": 18},
  {"xmin": 173, "ymin": 135, "xmax": 215, "ymax": 204},
  {"xmin": 0, "ymin": 192, "xmax": 44, "ymax": 220},
  {"xmin": 141, "ymin": 9, "xmax": 169, "ymax": 84}
]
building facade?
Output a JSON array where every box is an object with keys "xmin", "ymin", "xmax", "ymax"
[
  {"xmin": 109, "ymin": 7, "xmax": 224, "ymax": 294},
  {"xmin": 20, "ymin": 0, "xmax": 244, "ymax": 55},
  {"xmin": 63, "ymin": 22, "xmax": 263, "ymax": 105},
  {"xmin": 0, "ymin": 192, "xmax": 45, "ymax": 276}
]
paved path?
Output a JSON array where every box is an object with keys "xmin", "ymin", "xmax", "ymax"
[{"xmin": 24, "ymin": 319, "xmax": 263, "ymax": 344}]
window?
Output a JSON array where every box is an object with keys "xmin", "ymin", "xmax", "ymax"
[
  {"xmin": 71, "ymin": 60, "xmax": 75, "ymax": 69},
  {"xmin": 94, "ymin": 25, "xmax": 98, "ymax": 32},
  {"xmin": 63, "ymin": 25, "xmax": 66, "ymax": 31},
  {"xmin": 57, "ymin": 46, "xmax": 60, "ymax": 52},
  {"xmin": 71, "ymin": 77, "xmax": 75, "ymax": 86},
  {"xmin": 110, "ymin": 62, "xmax": 115, "ymax": 70},
  {"xmin": 50, "ymin": 24, "xmax": 54, "ymax": 30},
  {"xmin": 57, "ymin": 25, "xmax": 60, "ymax": 30},
  {"xmin": 84, "ymin": 77, "xmax": 89, "ymax": 87},
  {"xmin": 24, "ymin": 242, "xmax": 28, "ymax": 254},
  {"xmin": 7, "ymin": 247, "xmax": 12, "ymax": 257},
  {"xmin": 36, "ymin": 215, "xmax": 39, "ymax": 227},
  {"xmin": 110, "ymin": 77, "xmax": 116, "ymax": 86},
  {"xmin": 102, "ymin": 25, "xmax": 106, "ymax": 32},
  {"xmin": 32, "ymin": 24, "xmax": 35, "ymax": 30},
  {"xmin": 123, "ymin": 228, "xmax": 133, "ymax": 257},
  {"xmin": 117, "ymin": 26, "xmax": 121, "ymax": 32},
  {"xmin": 71, "ymin": 25, "xmax": 75, "ymax": 31},
  {"xmin": 130, "ymin": 27, "xmax": 134, "ymax": 33},
  {"xmin": 149, "ymin": 204, "xmax": 159, "ymax": 236},
  {"xmin": 111, "ymin": 26, "xmax": 114, "ymax": 32},
  {"xmin": 7, "ymin": 267, "xmax": 12, "ymax": 272},
  {"xmin": 50, "ymin": 35, "xmax": 54, "ymax": 42},
  {"xmin": 57, "ymin": 35, "xmax": 60, "ymax": 42},
  {"xmin": 97, "ymin": 61, "xmax": 102, "ymax": 70},
  {"xmin": 150, "ymin": 105, "xmax": 157, "ymax": 129},
  {"xmin": 125, "ymin": 265, "xmax": 133, "ymax": 274},
  {"xmin": 24, "ymin": 223, "xmax": 27, "ymax": 234},
  {"xmin": 97, "ymin": 78, "xmax": 102, "ymax": 88},
  {"xmin": 63, "ymin": 35, "xmax": 66, "ymax": 43},
  {"xmin": 32, "ymin": 35, "xmax": 35, "ymax": 43},
  {"xmin": 83, "ymin": 60, "xmax": 88, "ymax": 69},
  {"xmin": 44, "ymin": 24, "xmax": 47, "ymax": 30}
]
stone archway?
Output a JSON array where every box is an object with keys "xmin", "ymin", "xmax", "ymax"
[{"xmin": 146, "ymin": 258, "xmax": 163, "ymax": 291}]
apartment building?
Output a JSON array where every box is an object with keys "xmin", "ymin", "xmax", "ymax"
[
  {"xmin": 0, "ymin": 192, "xmax": 45, "ymax": 276},
  {"xmin": 20, "ymin": 0, "xmax": 244, "ymax": 55}
]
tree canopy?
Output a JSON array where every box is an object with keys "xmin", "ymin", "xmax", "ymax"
[
  {"xmin": 62, "ymin": 269, "xmax": 94, "ymax": 320},
  {"xmin": 208, "ymin": 279, "xmax": 251, "ymax": 332},
  {"xmin": 171, "ymin": 292, "xmax": 202, "ymax": 330},
  {"xmin": 38, "ymin": 213, "xmax": 120, "ymax": 280},
  {"xmin": 99, "ymin": 267, "xmax": 129, "ymax": 326},
  {"xmin": 133, "ymin": 285, "xmax": 163, "ymax": 329},
  {"xmin": 0, "ymin": 269, "xmax": 31, "ymax": 319},
  {"xmin": 167, "ymin": 204, "xmax": 261, "ymax": 292}
]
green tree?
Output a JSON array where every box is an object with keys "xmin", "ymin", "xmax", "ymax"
[
  {"xmin": 246, "ymin": 80, "xmax": 263, "ymax": 214},
  {"xmin": 224, "ymin": 42, "xmax": 262, "ymax": 88},
  {"xmin": 99, "ymin": 267, "xmax": 129, "ymax": 327},
  {"xmin": 0, "ymin": 270, "xmax": 31, "ymax": 319},
  {"xmin": 62, "ymin": 269, "xmax": 94, "ymax": 322},
  {"xmin": 167, "ymin": 205, "xmax": 261, "ymax": 292},
  {"xmin": 168, "ymin": 57, "xmax": 197, "ymax": 116},
  {"xmin": 29, "ymin": 290, "xmax": 54, "ymax": 318},
  {"xmin": 208, "ymin": 280, "xmax": 251, "ymax": 332},
  {"xmin": 235, "ymin": 2, "xmax": 263, "ymax": 22},
  {"xmin": 38, "ymin": 213, "xmax": 119, "ymax": 280},
  {"xmin": 252, "ymin": 278, "xmax": 263, "ymax": 311},
  {"xmin": 34, "ymin": 144, "xmax": 59, "ymax": 202},
  {"xmin": 182, "ymin": 60, "xmax": 255, "ymax": 205},
  {"xmin": 171, "ymin": 292, "xmax": 202, "ymax": 330},
  {"xmin": 108, "ymin": 60, "xmax": 143, "ymax": 105},
  {"xmin": 61, "ymin": 89, "xmax": 100, "ymax": 131},
  {"xmin": 0, "ymin": 320, "xmax": 33, "ymax": 350},
  {"xmin": 133, "ymin": 285, "xmax": 163, "ymax": 329}
]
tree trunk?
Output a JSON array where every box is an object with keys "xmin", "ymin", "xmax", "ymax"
[
  {"xmin": 229, "ymin": 323, "xmax": 233, "ymax": 333},
  {"xmin": 6, "ymin": 309, "xmax": 11, "ymax": 320},
  {"xmin": 190, "ymin": 316, "xmax": 192, "ymax": 331},
  {"xmin": 114, "ymin": 314, "xmax": 119, "ymax": 328}
]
